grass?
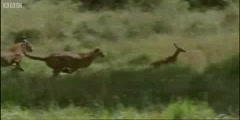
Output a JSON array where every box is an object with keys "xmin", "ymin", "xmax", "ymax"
[
  {"xmin": 1, "ymin": 54, "xmax": 239, "ymax": 114},
  {"xmin": 1, "ymin": 0, "xmax": 239, "ymax": 119},
  {"xmin": 1, "ymin": 99, "xmax": 237, "ymax": 119}
]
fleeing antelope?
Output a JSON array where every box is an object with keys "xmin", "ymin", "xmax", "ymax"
[{"xmin": 150, "ymin": 43, "xmax": 186, "ymax": 67}]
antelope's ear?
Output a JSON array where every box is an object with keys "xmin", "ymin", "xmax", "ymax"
[{"xmin": 173, "ymin": 43, "xmax": 178, "ymax": 48}]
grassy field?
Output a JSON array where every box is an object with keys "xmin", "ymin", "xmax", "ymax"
[
  {"xmin": 1, "ymin": 0, "xmax": 239, "ymax": 119},
  {"xmin": 2, "ymin": 99, "xmax": 237, "ymax": 119}
]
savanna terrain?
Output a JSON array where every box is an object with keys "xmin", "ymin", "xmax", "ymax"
[{"xmin": 1, "ymin": 0, "xmax": 239, "ymax": 119}]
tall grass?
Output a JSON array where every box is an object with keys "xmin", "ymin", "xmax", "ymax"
[
  {"xmin": 1, "ymin": 54, "xmax": 239, "ymax": 114},
  {"xmin": 1, "ymin": 0, "xmax": 239, "ymax": 44},
  {"xmin": 2, "ymin": 99, "xmax": 237, "ymax": 119},
  {"xmin": 1, "ymin": 0, "xmax": 239, "ymax": 119}
]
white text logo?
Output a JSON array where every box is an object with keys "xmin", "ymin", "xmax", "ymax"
[{"xmin": 2, "ymin": 3, "xmax": 22, "ymax": 8}]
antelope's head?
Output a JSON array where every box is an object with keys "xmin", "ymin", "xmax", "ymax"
[{"xmin": 92, "ymin": 48, "xmax": 105, "ymax": 58}]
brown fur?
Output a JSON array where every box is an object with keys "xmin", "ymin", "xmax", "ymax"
[
  {"xmin": 24, "ymin": 48, "xmax": 105, "ymax": 76},
  {"xmin": 1, "ymin": 39, "xmax": 33, "ymax": 71},
  {"xmin": 150, "ymin": 43, "xmax": 186, "ymax": 67}
]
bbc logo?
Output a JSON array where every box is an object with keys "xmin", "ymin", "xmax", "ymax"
[{"xmin": 2, "ymin": 2, "xmax": 23, "ymax": 8}]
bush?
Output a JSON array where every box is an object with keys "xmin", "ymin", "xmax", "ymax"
[
  {"xmin": 9, "ymin": 29, "xmax": 42, "ymax": 43},
  {"xmin": 72, "ymin": 0, "xmax": 230, "ymax": 11},
  {"xmin": 152, "ymin": 20, "xmax": 173, "ymax": 34},
  {"xmin": 71, "ymin": 0, "xmax": 161, "ymax": 11},
  {"xmin": 160, "ymin": 99, "xmax": 216, "ymax": 119},
  {"xmin": 185, "ymin": 0, "xmax": 229, "ymax": 10},
  {"xmin": 184, "ymin": 21, "xmax": 219, "ymax": 35},
  {"xmin": 203, "ymin": 53, "xmax": 239, "ymax": 113}
]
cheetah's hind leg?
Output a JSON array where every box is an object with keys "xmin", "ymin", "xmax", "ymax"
[{"xmin": 61, "ymin": 67, "xmax": 73, "ymax": 74}]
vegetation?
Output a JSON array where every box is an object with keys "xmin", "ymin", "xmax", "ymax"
[
  {"xmin": 2, "ymin": 99, "xmax": 236, "ymax": 119},
  {"xmin": 1, "ymin": 0, "xmax": 239, "ymax": 119}
]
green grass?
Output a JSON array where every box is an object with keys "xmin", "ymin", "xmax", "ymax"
[
  {"xmin": 1, "ymin": 0, "xmax": 239, "ymax": 119},
  {"xmin": 1, "ymin": 54, "xmax": 239, "ymax": 114},
  {"xmin": 1, "ymin": 99, "xmax": 237, "ymax": 119}
]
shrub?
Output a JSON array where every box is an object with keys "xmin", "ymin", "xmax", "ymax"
[
  {"xmin": 9, "ymin": 29, "xmax": 42, "ymax": 43},
  {"xmin": 203, "ymin": 53, "xmax": 239, "ymax": 113},
  {"xmin": 160, "ymin": 99, "xmax": 216, "ymax": 119}
]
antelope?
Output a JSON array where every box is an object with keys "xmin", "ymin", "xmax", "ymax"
[
  {"xmin": 1, "ymin": 38, "xmax": 33, "ymax": 71},
  {"xmin": 24, "ymin": 48, "xmax": 105, "ymax": 76},
  {"xmin": 150, "ymin": 43, "xmax": 186, "ymax": 67}
]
